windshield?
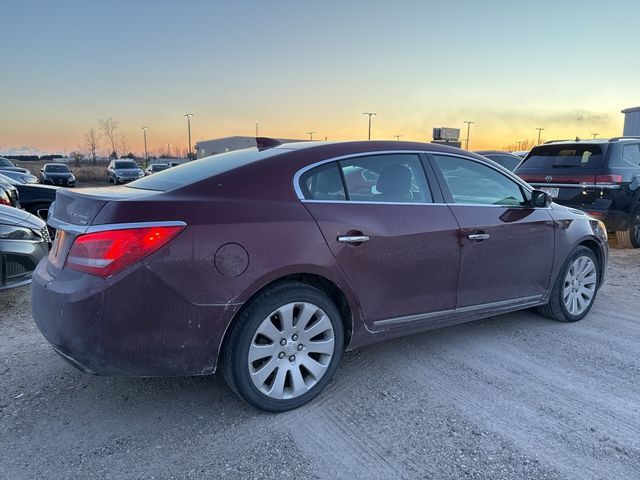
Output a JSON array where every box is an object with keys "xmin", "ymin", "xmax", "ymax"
[
  {"xmin": 0, "ymin": 173, "xmax": 19, "ymax": 185},
  {"xmin": 115, "ymin": 161, "xmax": 139, "ymax": 169},
  {"xmin": 45, "ymin": 164, "xmax": 70, "ymax": 173},
  {"xmin": 520, "ymin": 144, "xmax": 604, "ymax": 169},
  {"xmin": 128, "ymin": 147, "xmax": 284, "ymax": 191},
  {"xmin": 152, "ymin": 164, "xmax": 169, "ymax": 171},
  {"xmin": 0, "ymin": 158, "xmax": 16, "ymax": 167}
]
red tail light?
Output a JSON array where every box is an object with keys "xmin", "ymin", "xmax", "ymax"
[
  {"xmin": 65, "ymin": 225, "xmax": 184, "ymax": 277},
  {"xmin": 595, "ymin": 174, "xmax": 623, "ymax": 185}
]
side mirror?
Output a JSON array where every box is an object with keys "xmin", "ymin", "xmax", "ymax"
[{"xmin": 530, "ymin": 189, "xmax": 552, "ymax": 208}]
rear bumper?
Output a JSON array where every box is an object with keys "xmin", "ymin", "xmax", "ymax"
[{"xmin": 31, "ymin": 260, "xmax": 240, "ymax": 376}]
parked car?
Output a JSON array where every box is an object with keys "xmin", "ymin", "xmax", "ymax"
[
  {"xmin": 0, "ymin": 157, "xmax": 30, "ymax": 174},
  {"xmin": 475, "ymin": 150, "xmax": 523, "ymax": 171},
  {"xmin": 0, "ymin": 173, "xmax": 57, "ymax": 218},
  {"xmin": 515, "ymin": 137, "xmax": 640, "ymax": 248},
  {"xmin": 511, "ymin": 150, "xmax": 529, "ymax": 159},
  {"xmin": 40, "ymin": 163, "xmax": 76, "ymax": 187},
  {"xmin": 0, "ymin": 169, "xmax": 39, "ymax": 184},
  {"xmin": 107, "ymin": 160, "xmax": 144, "ymax": 184},
  {"xmin": 144, "ymin": 163, "xmax": 169, "ymax": 175},
  {"xmin": 0, "ymin": 175, "xmax": 20, "ymax": 208},
  {"xmin": 0, "ymin": 205, "xmax": 50, "ymax": 290},
  {"xmin": 33, "ymin": 140, "xmax": 608, "ymax": 412}
]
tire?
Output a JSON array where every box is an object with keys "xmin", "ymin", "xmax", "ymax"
[
  {"xmin": 108, "ymin": 175, "xmax": 113, "ymax": 184},
  {"xmin": 615, "ymin": 207, "xmax": 640, "ymax": 248},
  {"xmin": 221, "ymin": 282, "xmax": 344, "ymax": 412},
  {"xmin": 537, "ymin": 246, "xmax": 600, "ymax": 322}
]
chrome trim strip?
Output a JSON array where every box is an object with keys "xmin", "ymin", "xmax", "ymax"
[
  {"xmin": 530, "ymin": 183, "xmax": 621, "ymax": 189},
  {"xmin": 86, "ymin": 221, "xmax": 187, "ymax": 234},
  {"xmin": 372, "ymin": 295, "xmax": 544, "ymax": 328},
  {"xmin": 301, "ymin": 199, "xmax": 444, "ymax": 206}
]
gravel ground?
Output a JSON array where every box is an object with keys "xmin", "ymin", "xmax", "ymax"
[{"xmin": 1, "ymin": 243, "xmax": 639, "ymax": 479}]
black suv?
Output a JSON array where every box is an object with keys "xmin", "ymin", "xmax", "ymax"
[{"xmin": 515, "ymin": 137, "xmax": 640, "ymax": 248}]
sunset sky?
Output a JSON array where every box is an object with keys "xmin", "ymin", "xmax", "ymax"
[{"xmin": 1, "ymin": 0, "xmax": 639, "ymax": 156}]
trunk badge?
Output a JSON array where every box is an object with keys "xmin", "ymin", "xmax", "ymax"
[{"xmin": 545, "ymin": 175, "xmax": 553, "ymax": 183}]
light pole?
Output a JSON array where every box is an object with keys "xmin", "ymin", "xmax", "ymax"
[
  {"xmin": 463, "ymin": 120, "xmax": 475, "ymax": 150},
  {"xmin": 536, "ymin": 127, "xmax": 544, "ymax": 145},
  {"xmin": 591, "ymin": 132, "xmax": 599, "ymax": 139},
  {"xmin": 142, "ymin": 127, "xmax": 149, "ymax": 167},
  {"xmin": 165, "ymin": 143, "xmax": 171, "ymax": 157},
  {"xmin": 255, "ymin": 122, "xmax": 259, "ymax": 137},
  {"xmin": 393, "ymin": 135, "xmax": 403, "ymax": 141},
  {"xmin": 515, "ymin": 141, "xmax": 522, "ymax": 151},
  {"xmin": 307, "ymin": 131, "xmax": 316, "ymax": 141},
  {"xmin": 184, "ymin": 113, "xmax": 194, "ymax": 161},
  {"xmin": 363, "ymin": 112, "xmax": 377, "ymax": 140}
]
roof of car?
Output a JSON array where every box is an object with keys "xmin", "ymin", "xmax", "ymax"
[{"xmin": 474, "ymin": 150, "xmax": 519, "ymax": 156}]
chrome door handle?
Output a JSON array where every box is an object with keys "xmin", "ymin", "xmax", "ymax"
[
  {"xmin": 337, "ymin": 235, "xmax": 370, "ymax": 244},
  {"xmin": 467, "ymin": 233, "xmax": 490, "ymax": 241}
]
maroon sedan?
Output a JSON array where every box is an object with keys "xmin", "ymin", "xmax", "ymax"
[{"xmin": 32, "ymin": 140, "xmax": 608, "ymax": 411}]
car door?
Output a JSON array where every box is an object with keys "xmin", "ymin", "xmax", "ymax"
[
  {"xmin": 298, "ymin": 152, "xmax": 461, "ymax": 331},
  {"xmin": 429, "ymin": 153, "xmax": 555, "ymax": 309}
]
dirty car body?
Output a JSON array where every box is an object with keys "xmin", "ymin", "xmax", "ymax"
[{"xmin": 32, "ymin": 141, "xmax": 607, "ymax": 406}]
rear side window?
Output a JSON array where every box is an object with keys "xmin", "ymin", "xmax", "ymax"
[
  {"xmin": 616, "ymin": 144, "xmax": 640, "ymax": 168},
  {"xmin": 520, "ymin": 144, "xmax": 604, "ymax": 169},
  {"xmin": 299, "ymin": 162, "xmax": 346, "ymax": 201}
]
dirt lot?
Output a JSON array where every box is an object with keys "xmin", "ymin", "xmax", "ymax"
[{"xmin": 1, "ymin": 243, "xmax": 639, "ymax": 479}]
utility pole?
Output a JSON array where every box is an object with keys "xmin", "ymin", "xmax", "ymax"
[
  {"xmin": 463, "ymin": 121, "xmax": 475, "ymax": 150},
  {"xmin": 184, "ymin": 113, "xmax": 194, "ymax": 161},
  {"xmin": 142, "ymin": 127, "xmax": 149, "ymax": 167},
  {"xmin": 591, "ymin": 132, "xmax": 599, "ymax": 139},
  {"xmin": 515, "ymin": 141, "xmax": 522, "ymax": 150},
  {"xmin": 363, "ymin": 112, "xmax": 377, "ymax": 140},
  {"xmin": 165, "ymin": 143, "xmax": 171, "ymax": 157},
  {"xmin": 255, "ymin": 122, "xmax": 259, "ymax": 137},
  {"xmin": 393, "ymin": 135, "xmax": 403, "ymax": 141},
  {"xmin": 307, "ymin": 131, "xmax": 316, "ymax": 141},
  {"xmin": 536, "ymin": 127, "xmax": 544, "ymax": 145}
]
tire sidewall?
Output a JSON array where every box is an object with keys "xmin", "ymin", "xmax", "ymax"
[
  {"xmin": 226, "ymin": 283, "xmax": 344, "ymax": 412},
  {"xmin": 555, "ymin": 246, "xmax": 600, "ymax": 322}
]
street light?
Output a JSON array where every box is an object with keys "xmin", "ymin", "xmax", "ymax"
[
  {"xmin": 536, "ymin": 127, "xmax": 544, "ymax": 145},
  {"xmin": 165, "ymin": 143, "xmax": 171, "ymax": 157},
  {"xmin": 591, "ymin": 132, "xmax": 599, "ymax": 139},
  {"xmin": 184, "ymin": 113, "xmax": 194, "ymax": 161},
  {"xmin": 363, "ymin": 112, "xmax": 377, "ymax": 140},
  {"xmin": 141, "ymin": 127, "xmax": 149, "ymax": 167},
  {"xmin": 393, "ymin": 135, "xmax": 403, "ymax": 141},
  {"xmin": 307, "ymin": 131, "xmax": 316, "ymax": 141},
  {"xmin": 255, "ymin": 121, "xmax": 259, "ymax": 137},
  {"xmin": 463, "ymin": 121, "xmax": 475, "ymax": 150}
]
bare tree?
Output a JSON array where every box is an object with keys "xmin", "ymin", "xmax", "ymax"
[
  {"xmin": 117, "ymin": 132, "xmax": 129, "ymax": 158},
  {"xmin": 84, "ymin": 127, "xmax": 99, "ymax": 164},
  {"xmin": 98, "ymin": 117, "xmax": 119, "ymax": 157}
]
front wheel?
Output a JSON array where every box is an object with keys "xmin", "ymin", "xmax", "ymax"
[
  {"xmin": 616, "ymin": 207, "xmax": 640, "ymax": 248},
  {"xmin": 221, "ymin": 282, "xmax": 344, "ymax": 412},
  {"xmin": 538, "ymin": 246, "xmax": 600, "ymax": 322}
]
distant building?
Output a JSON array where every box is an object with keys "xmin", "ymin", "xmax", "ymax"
[
  {"xmin": 622, "ymin": 106, "xmax": 640, "ymax": 136},
  {"xmin": 195, "ymin": 136, "xmax": 305, "ymax": 158}
]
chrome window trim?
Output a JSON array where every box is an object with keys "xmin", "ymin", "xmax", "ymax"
[
  {"xmin": 529, "ymin": 183, "xmax": 621, "ymax": 189},
  {"xmin": 293, "ymin": 149, "xmax": 535, "ymax": 205}
]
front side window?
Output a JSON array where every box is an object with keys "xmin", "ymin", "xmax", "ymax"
[
  {"xmin": 433, "ymin": 155, "xmax": 526, "ymax": 206},
  {"xmin": 339, "ymin": 154, "xmax": 432, "ymax": 203}
]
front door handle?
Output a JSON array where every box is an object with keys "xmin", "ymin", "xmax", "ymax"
[
  {"xmin": 337, "ymin": 235, "xmax": 370, "ymax": 244},
  {"xmin": 467, "ymin": 233, "xmax": 490, "ymax": 241}
]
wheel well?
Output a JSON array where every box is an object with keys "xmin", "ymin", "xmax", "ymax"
[
  {"xmin": 579, "ymin": 239, "xmax": 604, "ymax": 283},
  {"xmin": 218, "ymin": 273, "xmax": 355, "ymax": 365}
]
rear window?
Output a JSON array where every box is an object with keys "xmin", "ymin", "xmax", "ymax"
[
  {"xmin": 520, "ymin": 144, "xmax": 604, "ymax": 169},
  {"xmin": 115, "ymin": 161, "xmax": 139, "ymax": 169},
  {"xmin": 45, "ymin": 164, "xmax": 70, "ymax": 173},
  {"xmin": 128, "ymin": 148, "xmax": 284, "ymax": 191}
]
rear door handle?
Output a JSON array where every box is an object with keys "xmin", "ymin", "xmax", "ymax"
[
  {"xmin": 467, "ymin": 233, "xmax": 490, "ymax": 241},
  {"xmin": 337, "ymin": 235, "xmax": 370, "ymax": 244}
]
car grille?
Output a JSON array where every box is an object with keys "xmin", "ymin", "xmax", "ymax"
[{"xmin": 0, "ymin": 253, "xmax": 34, "ymax": 289}]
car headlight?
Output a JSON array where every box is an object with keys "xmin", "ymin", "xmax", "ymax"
[
  {"xmin": 0, "ymin": 225, "xmax": 37, "ymax": 240},
  {"xmin": 591, "ymin": 220, "xmax": 608, "ymax": 241},
  {"xmin": 69, "ymin": 175, "xmax": 76, "ymax": 181}
]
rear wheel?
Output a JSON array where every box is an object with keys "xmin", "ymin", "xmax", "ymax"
[
  {"xmin": 221, "ymin": 282, "xmax": 344, "ymax": 412},
  {"xmin": 615, "ymin": 207, "xmax": 640, "ymax": 248},
  {"xmin": 538, "ymin": 246, "xmax": 600, "ymax": 322}
]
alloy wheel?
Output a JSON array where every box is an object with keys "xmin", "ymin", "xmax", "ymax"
[
  {"xmin": 563, "ymin": 256, "xmax": 597, "ymax": 316},
  {"xmin": 248, "ymin": 302, "xmax": 335, "ymax": 400}
]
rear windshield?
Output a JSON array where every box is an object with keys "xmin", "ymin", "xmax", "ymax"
[
  {"xmin": 115, "ymin": 161, "xmax": 139, "ymax": 169},
  {"xmin": 128, "ymin": 147, "xmax": 285, "ymax": 191},
  {"xmin": 45, "ymin": 164, "xmax": 70, "ymax": 173},
  {"xmin": 152, "ymin": 164, "xmax": 169, "ymax": 171},
  {"xmin": 520, "ymin": 144, "xmax": 604, "ymax": 169}
]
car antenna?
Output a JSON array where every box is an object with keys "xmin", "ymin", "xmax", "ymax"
[{"xmin": 256, "ymin": 137, "xmax": 283, "ymax": 151}]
